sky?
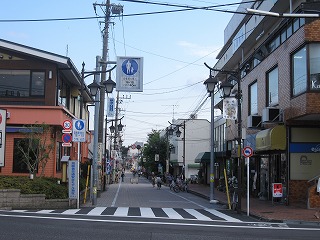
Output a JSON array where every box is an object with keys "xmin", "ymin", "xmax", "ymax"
[{"xmin": 0, "ymin": 0, "xmax": 240, "ymax": 147}]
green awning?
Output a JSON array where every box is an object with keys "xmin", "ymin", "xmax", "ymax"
[
  {"xmin": 195, "ymin": 152, "xmax": 210, "ymax": 163},
  {"xmin": 188, "ymin": 163, "xmax": 200, "ymax": 168}
]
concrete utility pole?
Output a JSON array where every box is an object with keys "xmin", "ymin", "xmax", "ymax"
[{"xmin": 93, "ymin": 1, "xmax": 111, "ymax": 192}]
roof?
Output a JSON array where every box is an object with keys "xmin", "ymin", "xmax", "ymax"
[{"xmin": 0, "ymin": 38, "xmax": 93, "ymax": 101}]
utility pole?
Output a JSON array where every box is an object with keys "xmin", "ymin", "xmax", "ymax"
[{"xmin": 93, "ymin": 0, "xmax": 111, "ymax": 191}]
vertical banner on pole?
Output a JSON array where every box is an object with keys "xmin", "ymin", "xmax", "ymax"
[{"xmin": 68, "ymin": 160, "xmax": 79, "ymax": 200}]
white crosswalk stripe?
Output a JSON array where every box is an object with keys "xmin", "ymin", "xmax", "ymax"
[
  {"xmin": 114, "ymin": 207, "xmax": 129, "ymax": 217},
  {"xmin": 23, "ymin": 207, "xmax": 242, "ymax": 222},
  {"xmin": 184, "ymin": 209, "xmax": 212, "ymax": 221},
  {"xmin": 140, "ymin": 207, "xmax": 156, "ymax": 218},
  {"xmin": 162, "ymin": 208, "xmax": 184, "ymax": 219},
  {"xmin": 87, "ymin": 207, "xmax": 106, "ymax": 216}
]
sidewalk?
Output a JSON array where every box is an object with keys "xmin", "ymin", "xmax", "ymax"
[{"xmin": 188, "ymin": 183, "xmax": 320, "ymax": 225}]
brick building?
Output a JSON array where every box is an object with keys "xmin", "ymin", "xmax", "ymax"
[{"xmin": 212, "ymin": 1, "xmax": 320, "ymax": 207}]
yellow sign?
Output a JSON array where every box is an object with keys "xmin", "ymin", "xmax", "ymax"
[{"xmin": 210, "ymin": 174, "xmax": 214, "ymax": 183}]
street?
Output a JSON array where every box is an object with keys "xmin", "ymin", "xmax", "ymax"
[{"xmin": 0, "ymin": 174, "xmax": 319, "ymax": 239}]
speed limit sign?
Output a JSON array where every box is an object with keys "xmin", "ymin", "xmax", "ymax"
[{"xmin": 63, "ymin": 119, "xmax": 72, "ymax": 133}]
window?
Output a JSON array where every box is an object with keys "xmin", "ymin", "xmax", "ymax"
[
  {"xmin": 292, "ymin": 46, "xmax": 307, "ymax": 96},
  {"xmin": 267, "ymin": 67, "xmax": 279, "ymax": 106},
  {"xmin": 249, "ymin": 81, "xmax": 258, "ymax": 115},
  {"xmin": 0, "ymin": 70, "xmax": 45, "ymax": 97},
  {"xmin": 13, "ymin": 138, "xmax": 38, "ymax": 173},
  {"xmin": 309, "ymin": 44, "xmax": 320, "ymax": 92},
  {"xmin": 31, "ymin": 72, "xmax": 45, "ymax": 96}
]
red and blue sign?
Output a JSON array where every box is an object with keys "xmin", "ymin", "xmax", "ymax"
[
  {"xmin": 62, "ymin": 133, "xmax": 72, "ymax": 143},
  {"xmin": 242, "ymin": 146, "xmax": 253, "ymax": 157}
]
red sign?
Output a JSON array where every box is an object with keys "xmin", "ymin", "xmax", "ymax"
[
  {"xmin": 242, "ymin": 146, "xmax": 253, "ymax": 157},
  {"xmin": 272, "ymin": 183, "xmax": 283, "ymax": 198}
]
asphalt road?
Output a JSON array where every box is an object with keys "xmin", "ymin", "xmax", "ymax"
[
  {"xmin": 0, "ymin": 212, "xmax": 319, "ymax": 240},
  {"xmin": 0, "ymin": 174, "xmax": 319, "ymax": 239}
]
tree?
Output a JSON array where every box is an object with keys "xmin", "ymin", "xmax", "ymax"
[
  {"xmin": 17, "ymin": 123, "xmax": 55, "ymax": 178},
  {"xmin": 142, "ymin": 130, "xmax": 168, "ymax": 174}
]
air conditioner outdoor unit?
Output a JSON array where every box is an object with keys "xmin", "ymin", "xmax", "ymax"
[
  {"xmin": 247, "ymin": 115, "xmax": 262, "ymax": 128},
  {"xmin": 262, "ymin": 107, "xmax": 280, "ymax": 122}
]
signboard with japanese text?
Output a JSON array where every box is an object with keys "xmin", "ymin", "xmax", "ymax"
[
  {"xmin": 68, "ymin": 160, "xmax": 78, "ymax": 199},
  {"xmin": 0, "ymin": 109, "xmax": 6, "ymax": 167},
  {"xmin": 72, "ymin": 119, "xmax": 86, "ymax": 142},
  {"xmin": 107, "ymin": 97, "xmax": 115, "ymax": 117},
  {"xmin": 116, "ymin": 56, "xmax": 143, "ymax": 92}
]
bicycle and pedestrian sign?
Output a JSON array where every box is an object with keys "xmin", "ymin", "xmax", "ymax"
[{"xmin": 72, "ymin": 119, "xmax": 86, "ymax": 142}]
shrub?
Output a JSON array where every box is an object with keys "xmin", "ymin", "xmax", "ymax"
[{"xmin": 0, "ymin": 176, "xmax": 68, "ymax": 199}]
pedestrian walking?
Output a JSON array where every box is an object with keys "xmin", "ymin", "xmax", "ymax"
[{"xmin": 121, "ymin": 172, "xmax": 125, "ymax": 182}]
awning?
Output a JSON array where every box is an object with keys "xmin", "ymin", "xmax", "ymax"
[
  {"xmin": 188, "ymin": 163, "xmax": 200, "ymax": 168},
  {"xmin": 195, "ymin": 152, "xmax": 210, "ymax": 163},
  {"xmin": 256, "ymin": 125, "xmax": 286, "ymax": 151},
  {"xmin": 170, "ymin": 159, "xmax": 183, "ymax": 166}
]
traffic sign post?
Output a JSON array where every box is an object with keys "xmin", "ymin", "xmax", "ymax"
[{"xmin": 242, "ymin": 146, "xmax": 254, "ymax": 217}]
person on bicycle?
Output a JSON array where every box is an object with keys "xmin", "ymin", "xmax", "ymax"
[{"xmin": 156, "ymin": 175, "xmax": 162, "ymax": 189}]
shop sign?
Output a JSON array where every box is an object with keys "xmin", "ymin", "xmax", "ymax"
[
  {"xmin": 289, "ymin": 143, "xmax": 320, "ymax": 153},
  {"xmin": 272, "ymin": 183, "xmax": 283, "ymax": 198}
]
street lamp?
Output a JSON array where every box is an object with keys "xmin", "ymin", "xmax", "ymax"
[
  {"xmin": 204, "ymin": 74, "xmax": 219, "ymax": 204},
  {"xmin": 87, "ymin": 66, "xmax": 116, "ymax": 206},
  {"xmin": 220, "ymin": 77, "xmax": 242, "ymax": 214},
  {"xmin": 168, "ymin": 121, "xmax": 186, "ymax": 180},
  {"xmin": 204, "ymin": 62, "xmax": 243, "ymax": 212}
]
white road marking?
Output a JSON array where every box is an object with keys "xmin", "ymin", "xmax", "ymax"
[
  {"xmin": 140, "ymin": 207, "xmax": 156, "ymax": 218},
  {"xmin": 162, "ymin": 208, "xmax": 184, "ymax": 219},
  {"xmin": 184, "ymin": 209, "xmax": 212, "ymax": 221},
  {"xmin": 61, "ymin": 209, "xmax": 80, "ymax": 215},
  {"xmin": 114, "ymin": 207, "xmax": 129, "ymax": 216},
  {"xmin": 205, "ymin": 208, "xmax": 242, "ymax": 222},
  {"xmin": 111, "ymin": 181, "xmax": 121, "ymax": 207},
  {"xmin": 87, "ymin": 207, "xmax": 107, "ymax": 216},
  {"xmin": 36, "ymin": 210, "xmax": 54, "ymax": 214}
]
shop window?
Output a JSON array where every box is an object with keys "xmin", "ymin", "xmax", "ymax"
[
  {"xmin": 309, "ymin": 44, "xmax": 320, "ymax": 92},
  {"xmin": 292, "ymin": 46, "xmax": 307, "ymax": 96},
  {"xmin": 267, "ymin": 66, "xmax": 279, "ymax": 106},
  {"xmin": 249, "ymin": 81, "xmax": 258, "ymax": 115}
]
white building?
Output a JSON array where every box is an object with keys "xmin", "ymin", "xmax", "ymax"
[{"xmin": 168, "ymin": 119, "xmax": 210, "ymax": 179}]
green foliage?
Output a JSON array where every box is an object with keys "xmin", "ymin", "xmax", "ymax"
[
  {"xmin": 0, "ymin": 176, "xmax": 85, "ymax": 199},
  {"xmin": 142, "ymin": 130, "xmax": 168, "ymax": 174}
]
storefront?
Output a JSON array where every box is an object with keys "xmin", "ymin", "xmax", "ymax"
[
  {"xmin": 255, "ymin": 125, "xmax": 287, "ymax": 202},
  {"xmin": 289, "ymin": 127, "xmax": 320, "ymax": 204}
]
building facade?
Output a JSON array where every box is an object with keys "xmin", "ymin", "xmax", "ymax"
[
  {"xmin": 213, "ymin": 0, "xmax": 320, "ymax": 207},
  {"xmin": 0, "ymin": 39, "xmax": 93, "ymax": 179}
]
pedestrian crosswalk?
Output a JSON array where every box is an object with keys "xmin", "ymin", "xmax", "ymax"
[{"xmin": 12, "ymin": 207, "xmax": 242, "ymax": 222}]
